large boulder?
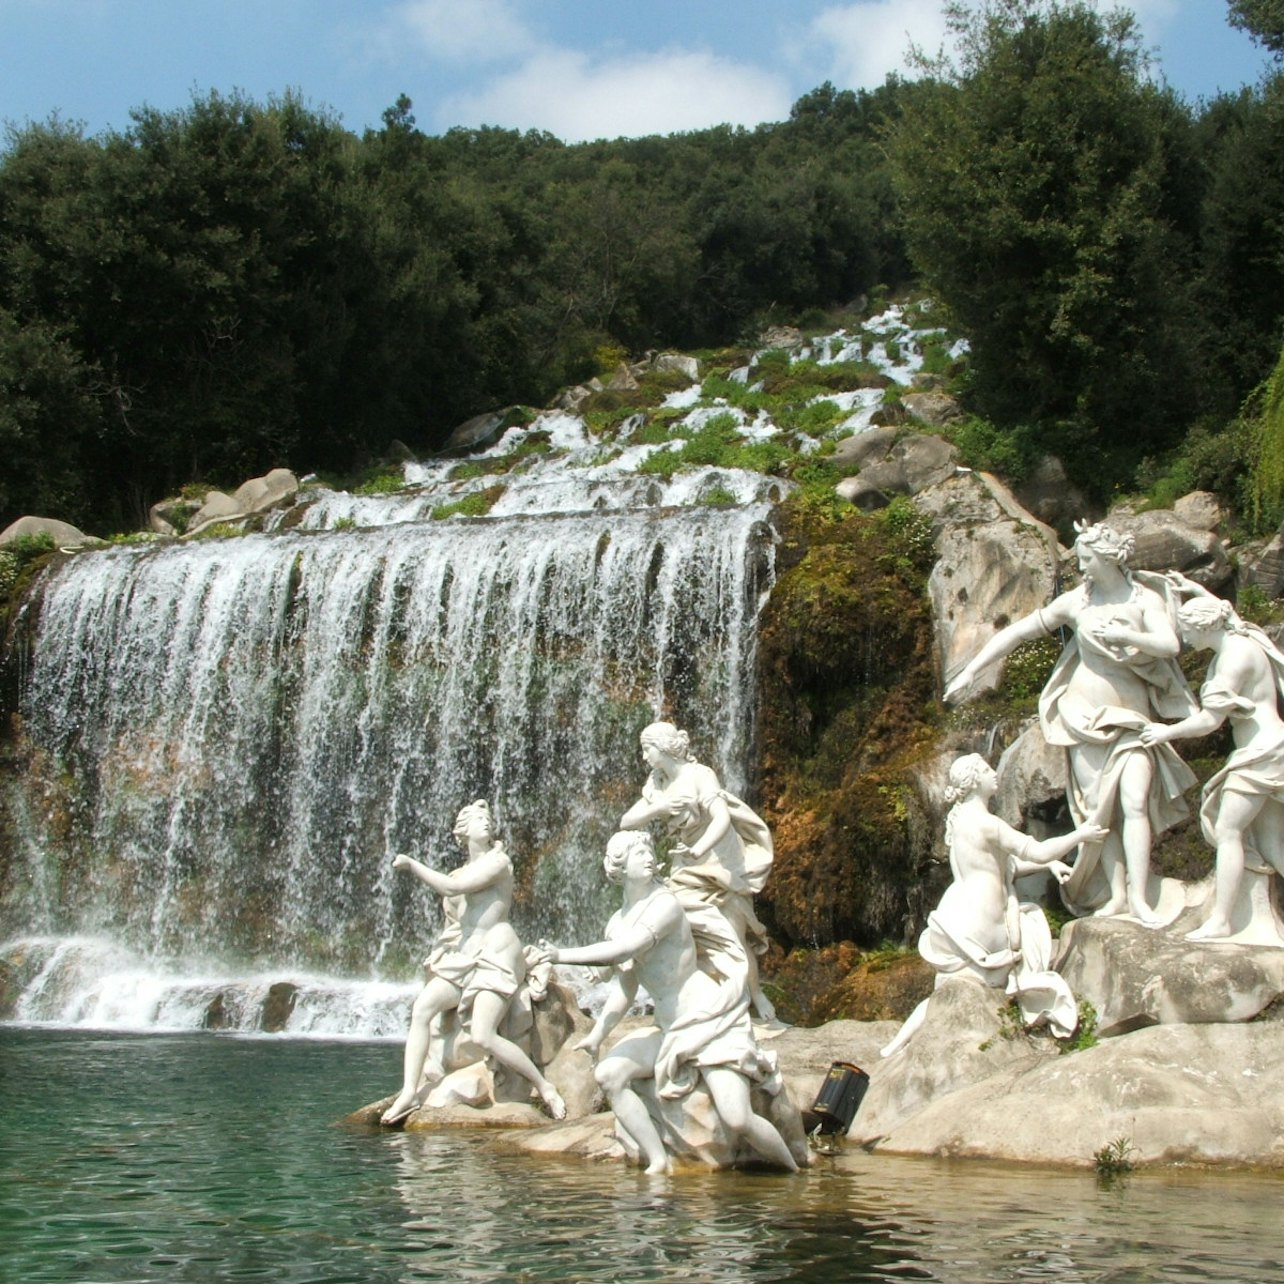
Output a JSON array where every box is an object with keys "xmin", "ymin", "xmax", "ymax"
[
  {"xmin": 913, "ymin": 470, "xmax": 1062, "ymax": 694},
  {"xmin": 232, "ymin": 468, "xmax": 299, "ymax": 515},
  {"xmin": 653, "ymin": 353, "xmax": 700, "ymax": 382},
  {"xmin": 1239, "ymin": 527, "xmax": 1284, "ymax": 600},
  {"xmin": 836, "ymin": 433, "xmax": 960, "ymax": 510},
  {"xmin": 0, "ymin": 515, "xmax": 92, "ymax": 548},
  {"xmin": 900, "ymin": 389, "xmax": 963, "ymax": 428},
  {"xmin": 1106, "ymin": 507, "xmax": 1233, "ymax": 591},
  {"xmin": 1056, "ymin": 914, "xmax": 1284, "ymax": 1035},
  {"xmin": 993, "ymin": 720, "xmax": 1068, "ymax": 834},
  {"xmin": 850, "ymin": 978, "xmax": 1061, "ymax": 1144},
  {"xmin": 1010, "ymin": 455, "xmax": 1091, "ymax": 543},
  {"xmin": 442, "ymin": 409, "xmax": 510, "ymax": 453},
  {"xmin": 186, "ymin": 490, "xmax": 246, "ymax": 535},
  {"xmin": 857, "ymin": 1018, "xmax": 1284, "ymax": 1167}
]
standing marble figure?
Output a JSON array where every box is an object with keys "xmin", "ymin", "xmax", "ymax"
[
  {"xmin": 541, "ymin": 830, "xmax": 800, "ymax": 1173},
  {"xmin": 881, "ymin": 754, "xmax": 1106, "ymax": 1057},
  {"xmin": 381, "ymin": 800, "xmax": 566, "ymax": 1125},
  {"xmin": 944, "ymin": 521, "xmax": 1196, "ymax": 924},
  {"xmin": 1142, "ymin": 589, "xmax": 1284, "ymax": 942},
  {"xmin": 620, "ymin": 721, "xmax": 779, "ymax": 1022}
]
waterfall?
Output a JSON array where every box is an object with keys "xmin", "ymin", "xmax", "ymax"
[{"xmin": 1, "ymin": 486, "xmax": 777, "ymax": 1033}]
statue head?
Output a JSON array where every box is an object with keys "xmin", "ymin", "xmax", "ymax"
[
  {"xmin": 603, "ymin": 830, "xmax": 657, "ymax": 884},
  {"xmin": 1177, "ymin": 595, "xmax": 1237, "ymax": 637},
  {"xmin": 452, "ymin": 799, "xmax": 494, "ymax": 846},
  {"xmin": 639, "ymin": 721, "xmax": 692, "ymax": 763},
  {"xmin": 1072, "ymin": 521, "xmax": 1133, "ymax": 572},
  {"xmin": 945, "ymin": 753, "xmax": 995, "ymax": 805}
]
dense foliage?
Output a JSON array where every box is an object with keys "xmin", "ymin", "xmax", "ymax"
[
  {"xmin": 890, "ymin": 1, "xmax": 1282, "ymax": 490},
  {"xmin": 2, "ymin": 1, "xmax": 1283, "ymax": 532},
  {"xmin": 0, "ymin": 85, "xmax": 908, "ymax": 532}
]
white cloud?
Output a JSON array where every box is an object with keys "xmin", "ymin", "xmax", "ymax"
[
  {"xmin": 807, "ymin": 0, "xmax": 950, "ymax": 90},
  {"xmin": 373, "ymin": 0, "xmax": 536, "ymax": 66},
  {"xmin": 439, "ymin": 47, "xmax": 793, "ymax": 142}
]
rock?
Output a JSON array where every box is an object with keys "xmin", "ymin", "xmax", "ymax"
[
  {"xmin": 859, "ymin": 1019, "xmax": 1284, "ymax": 1167},
  {"xmin": 1010, "ymin": 455, "xmax": 1091, "ymax": 542},
  {"xmin": 1106, "ymin": 508, "xmax": 1233, "ymax": 591},
  {"xmin": 1056, "ymin": 915, "xmax": 1284, "ymax": 1034},
  {"xmin": 606, "ymin": 363, "xmax": 639, "ymax": 392},
  {"xmin": 443, "ymin": 409, "xmax": 509, "ymax": 453},
  {"xmin": 187, "ymin": 490, "xmax": 245, "ymax": 535},
  {"xmin": 830, "ymin": 426, "xmax": 897, "ymax": 474},
  {"xmin": 653, "ymin": 353, "xmax": 699, "ymax": 382},
  {"xmin": 426, "ymin": 1064, "xmax": 494, "ymax": 1109},
  {"xmin": 914, "ymin": 471, "xmax": 1062, "ymax": 695},
  {"xmin": 148, "ymin": 498, "xmax": 195, "ymax": 537},
  {"xmin": 1239, "ymin": 528, "xmax": 1284, "ymax": 600},
  {"xmin": 261, "ymin": 981, "xmax": 298, "ymax": 1032},
  {"xmin": 900, "ymin": 390, "xmax": 962, "ymax": 428},
  {"xmin": 835, "ymin": 433, "xmax": 959, "ymax": 510},
  {"xmin": 758, "ymin": 325, "xmax": 804, "ymax": 351},
  {"xmin": 232, "ymin": 468, "xmax": 299, "ymax": 515},
  {"xmin": 850, "ymin": 978, "xmax": 1060, "ymax": 1144},
  {"xmin": 557, "ymin": 385, "xmax": 593, "ymax": 412},
  {"xmin": 0, "ymin": 515, "xmax": 91, "ymax": 548},
  {"xmin": 1173, "ymin": 490, "xmax": 1222, "ymax": 532},
  {"xmin": 993, "ymin": 720, "xmax": 1068, "ymax": 834}
]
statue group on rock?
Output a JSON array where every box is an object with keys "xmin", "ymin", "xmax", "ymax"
[
  {"xmin": 885, "ymin": 520, "xmax": 1284, "ymax": 1058},
  {"xmin": 380, "ymin": 723, "xmax": 804, "ymax": 1173},
  {"xmin": 378, "ymin": 520, "xmax": 1284, "ymax": 1153}
]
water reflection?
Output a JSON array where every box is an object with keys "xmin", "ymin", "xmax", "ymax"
[{"xmin": 5, "ymin": 1028, "xmax": 1284, "ymax": 1283}]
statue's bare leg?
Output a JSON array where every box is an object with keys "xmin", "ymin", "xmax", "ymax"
[
  {"xmin": 1118, "ymin": 754, "xmax": 1159, "ymax": 924},
  {"xmin": 1188, "ymin": 790, "xmax": 1263, "ymax": 941},
  {"xmin": 468, "ymin": 990, "xmax": 566, "ymax": 1119},
  {"xmin": 703, "ymin": 1066, "xmax": 798, "ymax": 1171},
  {"xmin": 382, "ymin": 976, "xmax": 461, "ymax": 1124},
  {"xmin": 880, "ymin": 996, "xmax": 929, "ymax": 1058},
  {"xmin": 1091, "ymin": 831, "xmax": 1130, "ymax": 918},
  {"xmin": 596, "ymin": 1049, "xmax": 669, "ymax": 1174}
]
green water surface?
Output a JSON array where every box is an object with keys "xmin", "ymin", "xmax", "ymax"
[{"xmin": 3, "ymin": 1027, "xmax": 1284, "ymax": 1282}]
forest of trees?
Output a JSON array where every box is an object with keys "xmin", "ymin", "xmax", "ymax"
[{"xmin": 1, "ymin": 0, "xmax": 1282, "ymax": 535}]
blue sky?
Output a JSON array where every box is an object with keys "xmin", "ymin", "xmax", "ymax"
[{"xmin": 0, "ymin": 0, "xmax": 1273, "ymax": 144}]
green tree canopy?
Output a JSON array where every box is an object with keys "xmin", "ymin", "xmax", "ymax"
[
  {"xmin": 1228, "ymin": 0, "xmax": 1284, "ymax": 54},
  {"xmin": 889, "ymin": 0, "xmax": 1199, "ymax": 486}
]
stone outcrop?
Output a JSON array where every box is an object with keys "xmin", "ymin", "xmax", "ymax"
[
  {"xmin": 835, "ymin": 432, "xmax": 959, "ymax": 510},
  {"xmin": 856, "ymin": 1013, "xmax": 1284, "ymax": 1167},
  {"xmin": 183, "ymin": 469, "xmax": 300, "ymax": 537},
  {"xmin": 1105, "ymin": 506, "xmax": 1233, "ymax": 591},
  {"xmin": 1057, "ymin": 914, "xmax": 1284, "ymax": 1034},
  {"xmin": 913, "ymin": 469, "xmax": 1062, "ymax": 694},
  {"xmin": 0, "ymin": 515, "xmax": 93, "ymax": 548},
  {"xmin": 900, "ymin": 389, "xmax": 962, "ymax": 428},
  {"xmin": 1010, "ymin": 455, "xmax": 1090, "ymax": 542}
]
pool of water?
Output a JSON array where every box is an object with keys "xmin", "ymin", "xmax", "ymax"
[{"xmin": 4, "ymin": 1026, "xmax": 1284, "ymax": 1282}]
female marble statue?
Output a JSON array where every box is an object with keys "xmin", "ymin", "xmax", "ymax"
[
  {"xmin": 1141, "ymin": 592, "xmax": 1284, "ymax": 942},
  {"xmin": 541, "ymin": 830, "xmax": 798, "ymax": 1174},
  {"xmin": 943, "ymin": 521, "xmax": 1197, "ymax": 924},
  {"xmin": 880, "ymin": 754, "xmax": 1107, "ymax": 1057},
  {"xmin": 380, "ymin": 801, "xmax": 566, "ymax": 1125},
  {"xmin": 619, "ymin": 721, "xmax": 778, "ymax": 1022}
]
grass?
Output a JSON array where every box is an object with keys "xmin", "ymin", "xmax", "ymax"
[{"xmin": 1093, "ymin": 1135, "xmax": 1136, "ymax": 1177}]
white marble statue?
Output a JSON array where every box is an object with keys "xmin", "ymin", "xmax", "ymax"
[
  {"xmin": 1140, "ymin": 589, "xmax": 1284, "ymax": 943},
  {"xmin": 541, "ymin": 830, "xmax": 799, "ymax": 1173},
  {"xmin": 881, "ymin": 754, "xmax": 1106, "ymax": 1057},
  {"xmin": 619, "ymin": 721, "xmax": 779, "ymax": 1023},
  {"xmin": 380, "ymin": 800, "xmax": 566, "ymax": 1125},
  {"xmin": 944, "ymin": 521, "xmax": 1197, "ymax": 924}
]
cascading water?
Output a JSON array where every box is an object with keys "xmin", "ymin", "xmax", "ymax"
[
  {"xmin": 0, "ymin": 303, "xmax": 962, "ymax": 1035},
  {"xmin": 1, "ymin": 464, "xmax": 779, "ymax": 1033}
]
